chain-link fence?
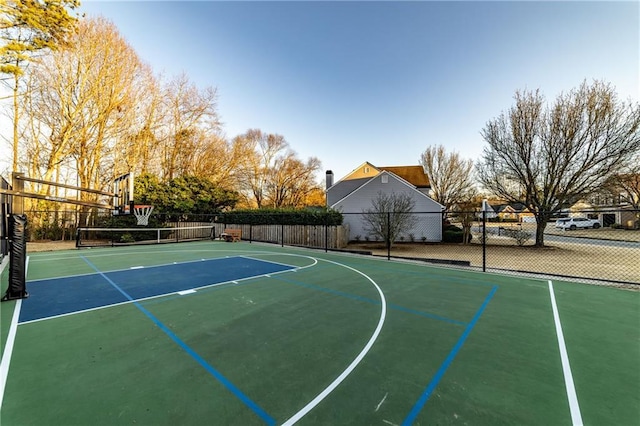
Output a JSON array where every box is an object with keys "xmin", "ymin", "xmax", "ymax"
[
  {"xmin": 22, "ymin": 208, "xmax": 640, "ymax": 285},
  {"xmin": 340, "ymin": 209, "xmax": 639, "ymax": 285}
]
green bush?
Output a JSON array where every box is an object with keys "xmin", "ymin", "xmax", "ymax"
[
  {"xmin": 217, "ymin": 208, "xmax": 343, "ymax": 226},
  {"xmin": 31, "ymin": 222, "xmax": 65, "ymax": 241},
  {"xmin": 90, "ymin": 213, "xmax": 166, "ymax": 242},
  {"xmin": 443, "ymin": 229, "xmax": 472, "ymax": 243},
  {"xmin": 94, "ymin": 213, "xmax": 164, "ymax": 229},
  {"xmin": 119, "ymin": 233, "xmax": 135, "ymax": 243}
]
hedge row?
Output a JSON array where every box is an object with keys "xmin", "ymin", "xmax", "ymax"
[
  {"xmin": 217, "ymin": 208, "xmax": 343, "ymax": 226},
  {"xmin": 443, "ymin": 224, "xmax": 472, "ymax": 243}
]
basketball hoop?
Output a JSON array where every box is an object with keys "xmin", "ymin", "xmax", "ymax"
[{"xmin": 133, "ymin": 205, "xmax": 154, "ymax": 226}]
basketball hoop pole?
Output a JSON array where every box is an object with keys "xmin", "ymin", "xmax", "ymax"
[{"xmin": 12, "ymin": 172, "xmax": 24, "ymax": 215}]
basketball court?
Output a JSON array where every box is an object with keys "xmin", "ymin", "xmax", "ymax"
[
  {"xmin": 1, "ymin": 172, "xmax": 638, "ymax": 425},
  {"xmin": 1, "ymin": 240, "xmax": 638, "ymax": 425}
]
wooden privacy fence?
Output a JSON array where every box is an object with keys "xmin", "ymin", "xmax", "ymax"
[{"xmin": 212, "ymin": 223, "xmax": 349, "ymax": 249}]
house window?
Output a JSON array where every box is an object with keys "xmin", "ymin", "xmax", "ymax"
[
  {"xmin": 364, "ymin": 166, "xmax": 370, "ymax": 173},
  {"xmin": 381, "ymin": 175, "xmax": 388, "ymax": 184}
]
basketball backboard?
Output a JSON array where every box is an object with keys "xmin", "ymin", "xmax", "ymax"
[{"xmin": 113, "ymin": 172, "xmax": 134, "ymax": 215}]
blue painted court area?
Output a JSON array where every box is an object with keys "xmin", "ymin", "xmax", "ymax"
[{"xmin": 19, "ymin": 256, "xmax": 295, "ymax": 323}]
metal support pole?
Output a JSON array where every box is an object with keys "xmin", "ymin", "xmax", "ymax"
[
  {"xmin": 11, "ymin": 172, "xmax": 24, "ymax": 215},
  {"xmin": 387, "ymin": 211, "xmax": 391, "ymax": 260},
  {"xmin": 482, "ymin": 211, "xmax": 487, "ymax": 272}
]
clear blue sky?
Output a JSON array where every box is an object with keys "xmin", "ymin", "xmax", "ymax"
[{"xmin": 79, "ymin": 1, "xmax": 639, "ymax": 182}]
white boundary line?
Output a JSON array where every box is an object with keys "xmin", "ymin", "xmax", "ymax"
[
  {"xmin": 0, "ymin": 298, "xmax": 21, "ymax": 409},
  {"xmin": 0, "ymin": 256, "xmax": 29, "ymax": 409},
  {"xmin": 281, "ymin": 258, "xmax": 387, "ymax": 426},
  {"xmin": 548, "ymin": 280, "xmax": 583, "ymax": 426}
]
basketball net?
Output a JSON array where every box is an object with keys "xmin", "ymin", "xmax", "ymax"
[{"xmin": 133, "ymin": 205, "xmax": 154, "ymax": 226}]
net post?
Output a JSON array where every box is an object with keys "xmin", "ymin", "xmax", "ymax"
[{"xmin": 2, "ymin": 214, "xmax": 28, "ymax": 302}]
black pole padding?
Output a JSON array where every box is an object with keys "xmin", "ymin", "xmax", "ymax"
[{"xmin": 2, "ymin": 214, "xmax": 28, "ymax": 302}]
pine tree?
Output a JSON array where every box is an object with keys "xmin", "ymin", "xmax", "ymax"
[{"xmin": 1, "ymin": 0, "xmax": 80, "ymax": 171}]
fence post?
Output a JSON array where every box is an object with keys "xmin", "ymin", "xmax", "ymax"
[
  {"xmin": 482, "ymin": 210, "xmax": 487, "ymax": 272},
  {"xmin": 387, "ymin": 211, "xmax": 391, "ymax": 260},
  {"xmin": 281, "ymin": 220, "xmax": 284, "ymax": 247},
  {"xmin": 249, "ymin": 223, "xmax": 252, "ymax": 244},
  {"xmin": 325, "ymin": 213, "xmax": 329, "ymax": 253}
]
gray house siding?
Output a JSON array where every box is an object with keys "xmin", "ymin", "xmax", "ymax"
[
  {"xmin": 326, "ymin": 178, "xmax": 370, "ymax": 206},
  {"xmin": 332, "ymin": 173, "xmax": 443, "ymax": 242}
]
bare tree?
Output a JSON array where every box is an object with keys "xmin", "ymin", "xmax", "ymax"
[
  {"xmin": 158, "ymin": 73, "xmax": 220, "ymax": 180},
  {"xmin": 234, "ymin": 129, "xmax": 314, "ymax": 208},
  {"xmin": 606, "ymin": 158, "xmax": 640, "ymax": 211},
  {"xmin": 21, "ymin": 16, "xmax": 151, "ymax": 215},
  {"xmin": 614, "ymin": 174, "xmax": 640, "ymax": 211},
  {"xmin": 420, "ymin": 144, "xmax": 475, "ymax": 212},
  {"xmin": 477, "ymin": 80, "xmax": 640, "ymax": 246},
  {"xmin": 601, "ymin": 157, "xmax": 640, "ymax": 228},
  {"xmin": 192, "ymin": 133, "xmax": 257, "ymax": 192},
  {"xmin": 361, "ymin": 191, "xmax": 417, "ymax": 247},
  {"xmin": 266, "ymin": 154, "xmax": 322, "ymax": 208},
  {"xmin": 453, "ymin": 198, "xmax": 481, "ymax": 245},
  {"xmin": 233, "ymin": 129, "xmax": 281, "ymax": 208},
  {"xmin": 116, "ymin": 71, "xmax": 162, "ymax": 176}
]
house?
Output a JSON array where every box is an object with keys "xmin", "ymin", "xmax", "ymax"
[
  {"xmin": 326, "ymin": 162, "xmax": 444, "ymax": 242},
  {"xmin": 568, "ymin": 200, "xmax": 638, "ymax": 228},
  {"xmin": 488, "ymin": 202, "xmax": 535, "ymax": 222}
]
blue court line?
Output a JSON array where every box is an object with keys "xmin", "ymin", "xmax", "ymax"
[
  {"xmin": 272, "ymin": 275, "xmax": 467, "ymax": 326},
  {"xmin": 401, "ymin": 285, "xmax": 498, "ymax": 426},
  {"xmin": 79, "ymin": 256, "xmax": 276, "ymax": 426}
]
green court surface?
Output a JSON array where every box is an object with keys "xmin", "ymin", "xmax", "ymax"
[{"xmin": 1, "ymin": 241, "xmax": 638, "ymax": 425}]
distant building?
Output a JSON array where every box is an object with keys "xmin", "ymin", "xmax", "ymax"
[{"xmin": 326, "ymin": 162, "xmax": 444, "ymax": 242}]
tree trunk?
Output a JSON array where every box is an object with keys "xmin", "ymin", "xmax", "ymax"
[
  {"xmin": 534, "ymin": 212, "xmax": 552, "ymax": 247},
  {"xmin": 535, "ymin": 220, "xmax": 546, "ymax": 247}
]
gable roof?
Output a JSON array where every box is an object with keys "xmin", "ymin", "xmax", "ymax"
[
  {"xmin": 378, "ymin": 166, "xmax": 430, "ymax": 188},
  {"xmin": 339, "ymin": 161, "xmax": 381, "ymax": 181},
  {"xmin": 333, "ymin": 170, "xmax": 443, "ymax": 209},
  {"xmin": 326, "ymin": 161, "xmax": 432, "ymax": 207}
]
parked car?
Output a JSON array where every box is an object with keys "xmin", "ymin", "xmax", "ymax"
[{"xmin": 554, "ymin": 217, "xmax": 601, "ymax": 230}]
